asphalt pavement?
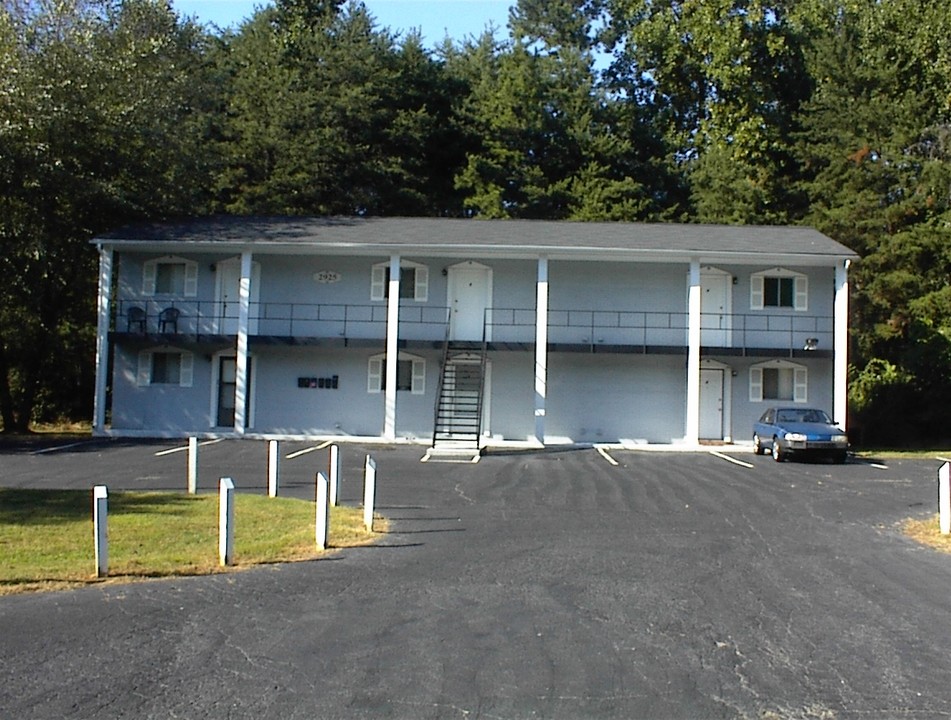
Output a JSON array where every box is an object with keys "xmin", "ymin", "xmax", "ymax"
[{"xmin": 1, "ymin": 438, "xmax": 949, "ymax": 719}]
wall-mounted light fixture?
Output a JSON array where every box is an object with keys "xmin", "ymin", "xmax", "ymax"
[{"xmin": 803, "ymin": 337, "xmax": 819, "ymax": 351}]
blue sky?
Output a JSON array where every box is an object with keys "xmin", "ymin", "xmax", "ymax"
[{"xmin": 171, "ymin": 0, "xmax": 513, "ymax": 43}]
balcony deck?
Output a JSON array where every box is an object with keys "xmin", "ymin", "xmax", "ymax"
[{"xmin": 110, "ymin": 301, "xmax": 834, "ymax": 359}]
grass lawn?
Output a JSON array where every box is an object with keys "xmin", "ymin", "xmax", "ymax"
[
  {"xmin": 905, "ymin": 515, "xmax": 951, "ymax": 554},
  {"xmin": 0, "ymin": 488, "xmax": 380, "ymax": 595}
]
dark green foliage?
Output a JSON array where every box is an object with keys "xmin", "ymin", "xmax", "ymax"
[{"xmin": 2, "ymin": 0, "xmax": 951, "ymax": 442}]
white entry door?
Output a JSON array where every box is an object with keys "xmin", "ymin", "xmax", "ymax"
[
  {"xmin": 700, "ymin": 368, "xmax": 724, "ymax": 440},
  {"xmin": 215, "ymin": 259, "xmax": 260, "ymax": 335},
  {"xmin": 700, "ymin": 268, "xmax": 732, "ymax": 347},
  {"xmin": 448, "ymin": 262, "xmax": 492, "ymax": 341}
]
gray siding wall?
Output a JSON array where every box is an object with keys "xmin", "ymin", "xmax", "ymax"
[{"xmin": 547, "ymin": 353, "xmax": 686, "ymax": 443}]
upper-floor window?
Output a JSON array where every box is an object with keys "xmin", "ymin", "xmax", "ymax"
[
  {"xmin": 137, "ymin": 349, "xmax": 194, "ymax": 387},
  {"xmin": 143, "ymin": 256, "xmax": 198, "ymax": 297},
  {"xmin": 750, "ymin": 360, "xmax": 807, "ymax": 403},
  {"xmin": 367, "ymin": 353, "xmax": 425, "ymax": 394},
  {"xmin": 750, "ymin": 269, "xmax": 807, "ymax": 311},
  {"xmin": 370, "ymin": 261, "xmax": 429, "ymax": 302}
]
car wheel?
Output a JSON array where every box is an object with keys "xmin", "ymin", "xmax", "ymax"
[
  {"xmin": 753, "ymin": 434, "xmax": 764, "ymax": 455},
  {"xmin": 771, "ymin": 438, "xmax": 785, "ymax": 462}
]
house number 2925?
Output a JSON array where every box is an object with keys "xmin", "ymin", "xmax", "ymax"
[{"xmin": 313, "ymin": 271, "xmax": 342, "ymax": 284}]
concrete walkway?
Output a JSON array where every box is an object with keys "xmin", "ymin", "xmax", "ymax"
[{"xmin": 1, "ymin": 440, "xmax": 949, "ymax": 718}]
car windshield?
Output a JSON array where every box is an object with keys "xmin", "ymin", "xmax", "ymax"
[{"xmin": 776, "ymin": 409, "xmax": 833, "ymax": 424}]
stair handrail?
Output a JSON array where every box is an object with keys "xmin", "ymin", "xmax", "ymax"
[
  {"xmin": 431, "ymin": 308, "xmax": 452, "ymax": 447},
  {"xmin": 474, "ymin": 308, "xmax": 490, "ymax": 451}
]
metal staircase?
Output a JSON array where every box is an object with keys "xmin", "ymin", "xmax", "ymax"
[{"xmin": 432, "ymin": 339, "xmax": 487, "ymax": 450}]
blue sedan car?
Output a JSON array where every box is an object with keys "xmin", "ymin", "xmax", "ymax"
[{"xmin": 753, "ymin": 407, "xmax": 849, "ymax": 463}]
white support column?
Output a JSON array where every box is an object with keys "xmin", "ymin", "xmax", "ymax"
[
  {"xmin": 383, "ymin": 254, "xmax": 400, "ymax": 440},
  {"xmin": 834, "ymin": 259, "xmax": 851, "ymax": 429},
  {"xmin": 93, "ymin": 485, "xmax": 108, "ymax": 578},
  {"xmin": 534, "ymin": 257, "xmax": 549, "ymax": 445},
  {"xmin": 234, "ymin": 251, "xmax": 253, "ymax": 434},
  {"xmin": 93, "ymin": 246, "xmax": 113, "ymax": 433},
  {"xmin": 685, "ymin": 259, "xmax": 702, "ymax": 445}
]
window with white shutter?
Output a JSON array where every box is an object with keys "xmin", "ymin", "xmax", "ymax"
[
  {"xmin": 750, "ymin": 269, "xmax": 807, "ymax": 311},
  {"xmin": 143, "ymin": 257, "xmax": 198, "ymax": 298},
  {"xmin": 367, "ymin": 353, "xmax": 425, "ymax": 394},
  {"xmin": 750, "ymin": 361, "xmax": 807, "ymax": 403},
  {"xmin": 370, "ymin": 261, "xmax": 429, "ymax": 301}
]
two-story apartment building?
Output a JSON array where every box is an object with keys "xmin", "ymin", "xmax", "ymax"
[{"xmin": 92, "ymin": 217, "xmax": 857, "ymax": 448}]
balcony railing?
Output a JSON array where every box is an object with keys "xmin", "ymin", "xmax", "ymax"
[
  {"xmin": 113, "ymin": 300, "xmax": 449, "ymax": 342},
  {"xmin": 486, "ymin": 308, "xmax": 834, "ymax": 353},
  {"xmin": 113, "ymin": 300, "xmax": 833, "ymax": 354}
]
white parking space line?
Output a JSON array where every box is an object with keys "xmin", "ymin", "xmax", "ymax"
[
  {"xmin": 153, "ymin": 439, "xmax": 223, "ymax": 457},
  {"xmin": 30, "ymin": 442, "xmax": 90, "ymax": 455},
  {"xmin": 937, "ymin": 456, "xmax": 951, "ymax": 464},
  {"xmin": 596, "ymin": 446, "xmax": 619, "ymax": 466},
  {"xmin": 709, "ymin": 450, "xmax": 755, "ymax": 469},
  {"xmin": 286, "ymin": 441, "xmax": 332, "ymax": 460},
  {"xmin": 870, "ymin": 463, "xmax": 889, "ymax": 470}
]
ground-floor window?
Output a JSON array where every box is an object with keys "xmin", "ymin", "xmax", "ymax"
[
  {"xmin": 750, "ymin": 360, "xmax": 807, "ymax": 403},
  {"xmin": 137, "ymin": 349, "xmax": 193, "ymax": 387},
  {"xmin": 367, "ymin": 353, "xmax": 425, "ymax": 394}
]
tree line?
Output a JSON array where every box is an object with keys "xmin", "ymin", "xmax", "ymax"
[{"xmin": 1, "ymin": 0, "xmax": 949, "ymax": 443}]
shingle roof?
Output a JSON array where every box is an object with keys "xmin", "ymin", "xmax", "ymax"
[{"xmin": 96, "ymin": 216, "xmax": 857, "ymax": 261}]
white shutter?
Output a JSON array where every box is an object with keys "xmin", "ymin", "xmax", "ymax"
[
  {"xmin": 184, "ymin": 261, "xmax": 198, "ymax": 297},
  {"xmin": 414, "ymin": 265, "xmax": 429, "ymax": 302},
  {"xmin": 137, "ymin": 351, "xmax": 151, "ymax": 386},
  {"xmin": 411, "ymin": 359, "xmax": 426, "ymax": 394},
  {"xmin": 179, "ymin": 352, "xmax": 194, "ymax": 387},
  {"xmin": 794, "ymin": 275, "xmax": 808, "ymax": 311},
  {"xmin": 367, "ymin": 357, "xmax": 383, "ymax": 393},
  {"xmin": 370, "ymin": 265, "xmax": 386, "ymax": 301},
  {"xmin": 750, "ymin": 275, "xmax": 764, "ymax": 310},
  {"xmin": 143, "ymin": 261, "xmax": 157, "ymax": 296},
  {"xmin": 794, "ymin": 368, "xmax": 808, "ymax": 403},
  {"xmin": 749, "ymin": 367, "xmax": 763, "ymax": 402}
]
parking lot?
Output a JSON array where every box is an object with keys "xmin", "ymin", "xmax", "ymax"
[{"xmin": 2, "ymin": 438, "xmax": 950, "ymax": 719}]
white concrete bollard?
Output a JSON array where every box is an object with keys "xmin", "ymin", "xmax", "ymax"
[
  {"xmin": 364, "ymin": 455, "xmax": 377, "ymax": 532},
  {"xmin": 268, "ymin": 440, "xmax": 280, "ymax": 498},
  {"xmin": 315, "ymin": 472, "xmax": 330, "ymax": 550},
  {"xmin": 93, "ymin": 485, "xmax": 108, "ymax": 578},
  {"xmin": 940, "ymin": 462, "xmax": 950, "ymax": 535},
  {"xmin": 329, "ymin": 444, "xmax": 340, "ymax": 507},
  {"xmin": 219, "ymin": 477, "xmax": 235, "ymax": 566},
  {"xmin": 187, "ymin": 437, "xmax": 198, "ymax": 494}
]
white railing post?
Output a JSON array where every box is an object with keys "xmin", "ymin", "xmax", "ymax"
[
  {"xmin": 187, "ymin": 437, "xmax": 198, "ymax": 494},
  {"xmin": 364, "ymin": 455, "xmax": 377, "ymax": 532},
  {"xmin": 93, "ymin": 485, "xmax": 108, "ymax": 578},
  {"xmin": 329, "ymin": 444, "xmax": 340, "ymax": 507},
  {"xmin": 219, "ymin": 477, "xmax": 235, "ymax": 566},
  {"xmin": 940, "ymin": 462, "xmax": 950, "ymax": 535},
  {"xmin": 268, "ymin": 439, "xmax": 280, "ymax": 497},
  {"xmin": 315, "ymin": 472, "xmax": 330, "ymax": 550}
]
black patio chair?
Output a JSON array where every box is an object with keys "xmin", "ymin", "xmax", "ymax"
[
  {"xmin": 126, "ymin": 306, "xmax": 147, "ymax": 333},
  {"xmin": 158, "ymin": 307, "xmax": 180, "ymax": 333}
]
